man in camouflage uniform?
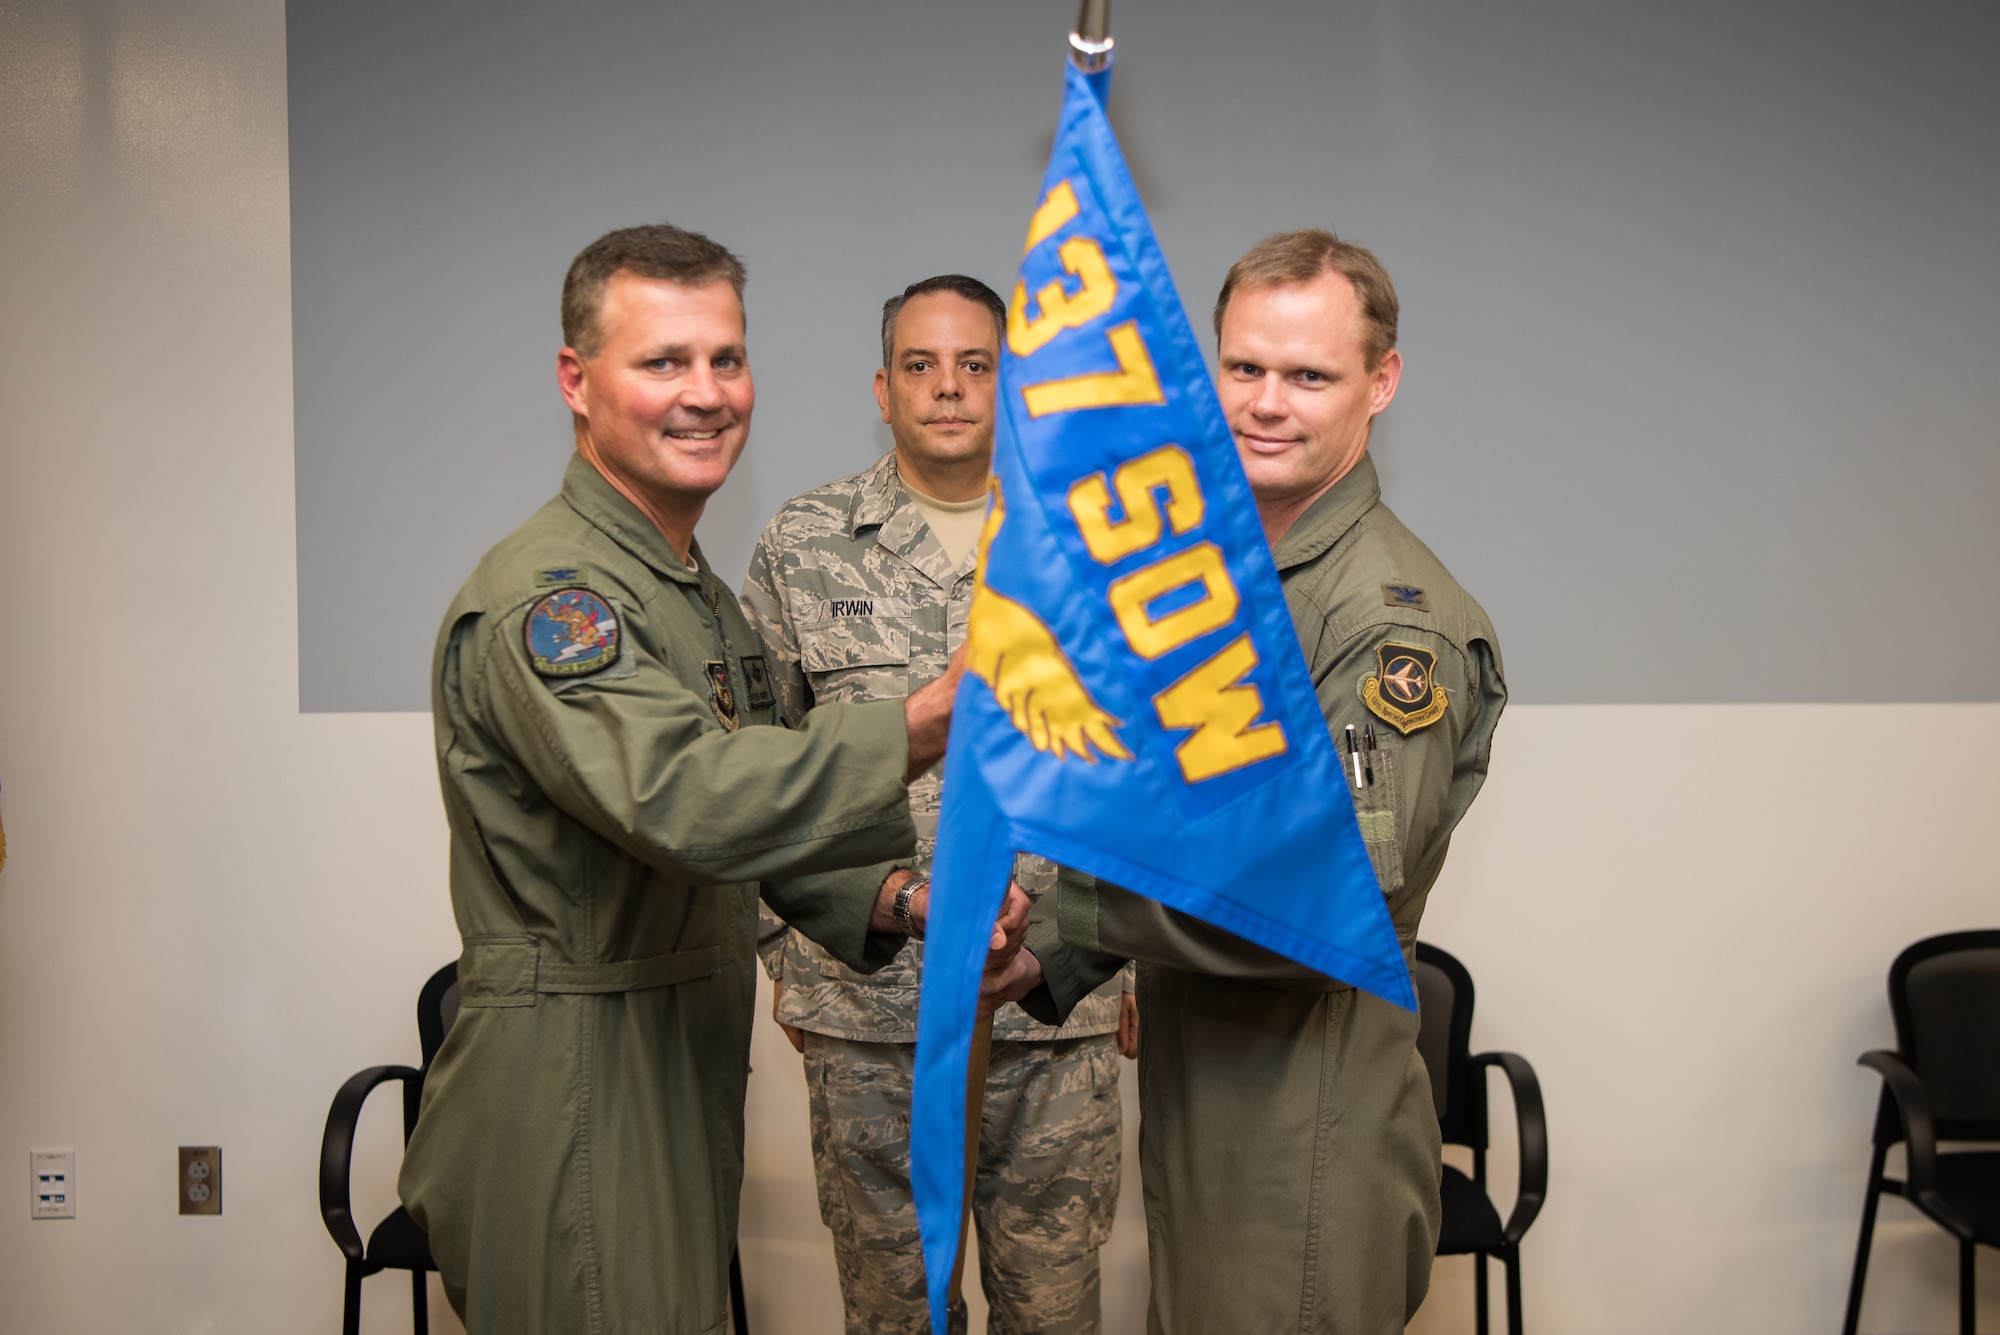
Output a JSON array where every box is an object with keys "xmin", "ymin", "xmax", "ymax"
[
  {"xmin": 995, "ymin": 232, "xmax": 1507, "ymax": 1333},
  {"xmin": 741, "ymin": 275, "xmax": 1132, "ymax": 1335}
]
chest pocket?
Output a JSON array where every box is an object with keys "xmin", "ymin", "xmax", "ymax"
[
  {"xmin": 798, "ymin": 619, "xmax": 911, "ymax": 703},
  {"xmin": 1350, "ymin": 741, "xmax": 1404, "ymax": 898}
]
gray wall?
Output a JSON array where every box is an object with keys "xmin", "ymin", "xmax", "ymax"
[{"xmin": 290, "ymin": 0, "xmax": 2000, "ymax": 711}]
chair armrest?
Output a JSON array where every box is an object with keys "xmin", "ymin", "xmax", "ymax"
[
  {"xmin": 319, "ymin": 1065, "xmax": 421, "ymax": 1260},
  {"xmin": 1471, "ymin": 1051, "xmax": 1547, "ymax": 1244},
  {"xmin": 1857, "ymin": 1049, "xmax": 1972, "ymax": 1237}
]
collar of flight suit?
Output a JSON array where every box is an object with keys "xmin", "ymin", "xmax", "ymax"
[
  {"xmin": 559, "ymin": 452, "xmax": 709, "ymax": 587},
  {"xmin": 845, "ymin": 450, "xmax": 963, "ymax": 592},
  {"xmin": 1269, "ymin": 451, "xmax": 1383, "ymax": 574}
]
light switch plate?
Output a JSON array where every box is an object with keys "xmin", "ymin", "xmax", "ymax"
[
  {"xmin": 178, "ymin": 1146, "xmax": 221, "ymax": 1215},
  {"xmin": 31, "ymin": 1149, "xmax": 76, "ymax": 1219}
]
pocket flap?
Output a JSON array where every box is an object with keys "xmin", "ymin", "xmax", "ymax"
[{"xmin": 798, "ymin": 622, "xmax": 910, "ymax": 673}]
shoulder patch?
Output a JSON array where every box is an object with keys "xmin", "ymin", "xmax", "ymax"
[
  {"xmin": 1360, "ymin": 641, "xmax": 1448, "ymax": 734},
  {"xmin": 1381, "ymin": 583, "xmax": 1429, "ymax": 611},
  {"xmin": 525, "ymin": 588, "xmax": 621, "ymax": 678}
]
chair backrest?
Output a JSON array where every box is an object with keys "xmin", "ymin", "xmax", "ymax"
[
  {"xmin": 416, "ymin": 961, "xmax": 461, "ymax": 1072},
  {"xmin": 1888, "ymin": 930, "xmax": 2000, "ymax": 1138},
  {"xmin": 1414, "ymin": 941, "xmax": 1480, "ymax": 1148}
]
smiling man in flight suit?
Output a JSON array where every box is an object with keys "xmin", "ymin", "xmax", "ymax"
[
  {"xmin": 398, "ymin": 225, "xmax": 1026, "ymax": 1335},
  {"xmin": 991, "ymin": 230, "xmax": 1507, "ymax": 1333}
]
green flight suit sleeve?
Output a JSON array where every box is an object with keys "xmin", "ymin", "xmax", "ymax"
[
  {"xmin": 1016, "ymin": 878, "xmax": 1127, "ymax": 1026},
  {"xmin": 1306, "ymin": 621, "xmax": 1502, "ymax": 936},
  {"xmin": 760, "ymin": 860, "xmax": 908, "ymax": 975},
  {"xmin": 1035, "ymin": 866, "xmax": 1337, "ymax": 1012},
  {"xmin": 475, "ymin": 598, "xmax": 917, "ymax": 887},
  {"xmin": 1046, "ymin": 620, "xmax": 1500, "ymax": 993}
]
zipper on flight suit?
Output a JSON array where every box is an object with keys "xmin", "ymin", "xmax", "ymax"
[
  {"xmin": 706, "ymin": 583, "xmax": 732, "ymax": 652},
  {"xmin": 699, "ymin": 579, "xmax": 751, "ymax": 731}
]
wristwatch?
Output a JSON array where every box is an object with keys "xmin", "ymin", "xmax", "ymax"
[{"xmin": 893, "ymin": 876, "xmax": 929, "ymax": 940}]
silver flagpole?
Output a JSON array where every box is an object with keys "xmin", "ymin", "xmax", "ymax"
[{"xmin": 1070, "ymin": 0, "xmax": 1113, "ymax": 71}]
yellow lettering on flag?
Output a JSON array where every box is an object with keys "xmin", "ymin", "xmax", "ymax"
[
  {"xmin": 1153, "ymin": 635, "xmax": 1290, "ymax": 782},
  {"xmin": 1022, "ymin": 322, "xmax": 1165, "ymax": 417},
  {"xmin": 1009, "ymin": 238, "xmax": 1119, "ymax": 358},
  {"xmin": 1022, "ymin": 181, "xmax": 1080, "ymax": 253},
  {"xmin": 1068, "ymin": 445, "xmax": 1205, "ymax": 565},
  {"xmin": 1107, "ymin": 542, "xmax": 1239, "ymax": 660}
]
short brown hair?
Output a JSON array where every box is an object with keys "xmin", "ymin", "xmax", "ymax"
[
  {"xmin": 880, "ymin": 274, "xmax": 1007, "ymax": 370},
  {"xmin": 1213, "ymin": 229, "xmax": 1399, "ymax": 370},
  {"xmin": 561, "ymin": 224, "xmax": 747, "ymax": 358}
]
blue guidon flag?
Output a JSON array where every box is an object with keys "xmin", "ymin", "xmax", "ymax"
[{"xmin": 911, "ymin": 55, "xmax": 1415, "ymax": 1325}]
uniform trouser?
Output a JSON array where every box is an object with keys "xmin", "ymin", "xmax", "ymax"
[
  {"xmin": 800, "ymin": 1031, "xmax": 1123, "ymax": 1335},
  {"xmin": 1136, "ymin": 967, "xmax": 1441, "ymax": 1335}
]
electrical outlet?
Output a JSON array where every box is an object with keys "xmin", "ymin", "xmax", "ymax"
[
  {"xmin": 178, "ymin": 1146, "xmax": 221, "ymax": 1215},
  {"xmin": 31, "ymin": 1149, "xmax": 76, "ymax": 1219}
]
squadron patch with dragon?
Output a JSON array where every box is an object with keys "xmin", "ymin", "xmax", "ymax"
[
  {"xmin": 525, "ymin": 588, "xmax": 621, "ymax": 678},
  {"xmin": 1360, "ymin": 640, "xmax": 1448, "ymax": 734}
]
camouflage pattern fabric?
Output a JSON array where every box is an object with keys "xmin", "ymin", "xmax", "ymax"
[
  {"xmin": 803, "ymin": 1031, "xmax": 1121, "ymax": 1335},
  {"xmin": 742, "ymin": 450, "xmax": 1124, "ymax": 1043}
]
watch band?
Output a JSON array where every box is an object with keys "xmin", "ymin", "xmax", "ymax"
[{"xmin": 893, "ymin": 877, "xmax": 928, "ymax": 940}]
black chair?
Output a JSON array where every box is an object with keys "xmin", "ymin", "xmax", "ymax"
[
  {"xmin": 318, "ymin": 961, "xmax": 754, "ymax": 1335},
  {"xmin": 1413, "ymin": 942, "xmax": 1548, "ymax": 1335},
  {"xmin": 1841, "ymin": 930, "xmax": 2000, "ymax": 1335},
  {"xmin": 320, "ymin": 961, "xmax": 460, "ymax": 1335}
]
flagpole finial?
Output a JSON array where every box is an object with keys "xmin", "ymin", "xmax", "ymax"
[{"xmin": 1069, "ymin": 0, "xmax": 1112, "ymax": 71}]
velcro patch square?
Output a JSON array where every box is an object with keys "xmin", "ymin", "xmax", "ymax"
[{"xmin": 741, "ymin": 655, "xmax": 775, "ymax": 711}]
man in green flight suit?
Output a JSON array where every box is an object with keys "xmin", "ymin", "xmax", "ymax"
[
  {"xmin": 741, "ymin": 275, "xmax": 1134, "ymax": 1334},
  {"xmin": 399, "ymin": 225, "xmax": 1027, "ymax": 1335},
  {"xmin": 990, "ymin": 230, "xmax": 1508, "ymax": 1333}
]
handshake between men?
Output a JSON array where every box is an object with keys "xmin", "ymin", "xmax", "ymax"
[{"xmin": 854, "ymin": 640, "xmax": 1038, "ymax": 993}]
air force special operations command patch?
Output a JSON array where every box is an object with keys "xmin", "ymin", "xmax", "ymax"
[
  {"xmin": 1361, "ymin": 641, "xmax": 1449, "ymax": 734},
  {"xmin": 703, "ymin": 661, "xmax": 740, "ymax": 731}
]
